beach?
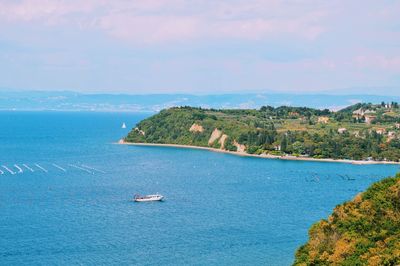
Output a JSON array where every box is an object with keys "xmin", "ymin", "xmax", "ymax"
[{"xmin": 118, "ymin": 140, "xmax": 400, "ymax": 165}]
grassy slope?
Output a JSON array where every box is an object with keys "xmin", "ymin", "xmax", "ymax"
[{"xmin": 294, "ymin": 174, "xmax": 400, "ymax": 265}]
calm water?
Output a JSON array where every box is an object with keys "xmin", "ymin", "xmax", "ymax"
[{"xmin": 0, "ymin": 111, "xmax": 398, "ymax": 265}]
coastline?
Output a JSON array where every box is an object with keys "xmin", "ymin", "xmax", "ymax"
[{"xmin": 117, "ymin": 140, "xmax": 400, "ymax": 165}]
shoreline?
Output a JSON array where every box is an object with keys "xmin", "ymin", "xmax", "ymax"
[{"xmin": 117, "ymin": 141, "xmax": 400, "ymax": 165}]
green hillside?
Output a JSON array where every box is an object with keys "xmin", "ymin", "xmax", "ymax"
[
  {"xmin": 294, "ymin": 174, "xmax": 400, "ymax": 265},
  {"xmin": 125, "ymin": 103, "xmax": 400, "ymax": 161}
]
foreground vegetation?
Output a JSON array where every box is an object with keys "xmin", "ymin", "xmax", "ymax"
[
  {"xmin": 125, "ymin": 102, "xmax": 400, "ymax": 162},
  {"xmin": 294, "ymin": 173, "xmax": 400, "ymax": 265}
]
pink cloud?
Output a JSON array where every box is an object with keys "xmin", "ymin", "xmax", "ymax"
[
  {"xmin": 0, "ymin": 0, "xmax": 328, "ymax": 44},
  {"xmin": 99, "ymin": 14, "xmax": 200, "ymax": 44}
]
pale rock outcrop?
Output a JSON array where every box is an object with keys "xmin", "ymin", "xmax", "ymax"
[
  {"xmin": 318, "ymin": 116, "xmax": 329, "ymax": 124},
  {"xmin": 208, "ymin": 128, "xmax": 222, "ymax": 145},
  {"xmin": 134, "ymin": 127, "xmax": 145, "ymax": 136},
  {"xmin": 189, "ymin": 123, "xmax": 204, "ymax": 133},
  {"xmin": 218, "ymin": 134, "xmax": 228, "ymax": 149},
  {"xmin": 233, "ymin": 140, "xmax": 246, "ymax": 153}
]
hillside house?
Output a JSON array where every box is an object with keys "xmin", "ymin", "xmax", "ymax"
[
  {"xmin": 376, "ymin": 128, "xmax": 386, "ymax": 135},
  {"xmin": 352, "ymin": 109, "xmax": 376, "ymax": 121},
  {"xmin": 387, "ymin": 131, "xmax": 396, "ymax": 142},
  {"xmin": 365, "ymin": 115, "xmax": 377, "ymax": 124}
]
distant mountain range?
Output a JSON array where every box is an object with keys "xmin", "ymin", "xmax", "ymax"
[{"xmin": 1, "ymin": 90, "xmax": 400, "ymax": 112}]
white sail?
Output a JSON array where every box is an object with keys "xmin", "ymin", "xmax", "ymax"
[{"xmin": 122, "ymin": 122, "xmax": 127, "ymax": 129}]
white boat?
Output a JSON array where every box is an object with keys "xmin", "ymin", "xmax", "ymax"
[
  {"xmin": 134, "ymin": 194, "xmax": 164, "ymax": 202},
  {"xmin": 122, "ymin": 123, "xmax": 127, "ymax": 129}
]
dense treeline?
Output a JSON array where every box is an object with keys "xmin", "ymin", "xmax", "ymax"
[
  {"xmin": 125, "ymin": 104, "xmax": 400, "ymax": 162},
  {"xmin": 242, "ymin": 129, "xmax": 400, "ymax": 161}
]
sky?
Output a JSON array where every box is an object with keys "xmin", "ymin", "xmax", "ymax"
[{"xmin": 0, "ymin": 0, "xmax": 399, "ymax": 95}]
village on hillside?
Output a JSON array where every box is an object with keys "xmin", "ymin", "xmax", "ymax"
[{"xmin": 275, "ymin": 102, "xmax": 400, "ymax": 144}]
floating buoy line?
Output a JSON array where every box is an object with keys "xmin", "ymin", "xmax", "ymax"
[
  {"xmin": 14, "ymin": 164, "xmax": 23, "ymax": 173},
  {"xmin": 0, "ymin": 163, "xmax": 105, "ymax": 176},
  {"xmin": 52, "ymin": 163, "xmax": 66, "ymax": 172},
  {"xmin": 35, "ymin": 163, "xmax": 48, "ymax": 173},
  {"xmin": 80, "ymin": 164, "xmax": 106, "ymax": 173},
  {"xmin": 68, "ymin": 164, "xmax": 93, "ymax": 174},
  {"xmin": 23, "ymin": 164, "xmax": 34, "ymax": 172},
  {"xmin": 2, "ymin": 165, "xmax": 15, "ymax": 175}
]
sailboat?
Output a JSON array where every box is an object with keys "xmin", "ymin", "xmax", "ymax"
[{"xmin": 122, "ymin": 122, "xmax": 127, "ymax": 129}]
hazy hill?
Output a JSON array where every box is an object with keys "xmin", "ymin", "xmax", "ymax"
[{"xmin": 1, "ymin": 90, "xmax": 400, "ymax": 111}]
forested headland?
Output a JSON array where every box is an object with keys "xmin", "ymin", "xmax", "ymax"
[{"xmin": 125, "ymin": 102, "xmax": 400, "ymax": 162}]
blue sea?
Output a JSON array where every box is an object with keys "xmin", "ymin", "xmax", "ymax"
[{"xmin": 0, "ymin": 111, "xmax": 398, "ymax": 265}]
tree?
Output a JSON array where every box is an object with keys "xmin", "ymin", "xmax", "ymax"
[
  {"xmin": 292, "ymin": 141, "xmax": 305, "ymax": 154},
  {"xmin": 280, "ymin": 135, "xmax": 288, "ymax": 152}
]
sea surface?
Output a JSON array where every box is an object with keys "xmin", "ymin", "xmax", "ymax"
[{"xmin": 0, "ymin": 111, "xmax": 398, "ymax": 265}]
